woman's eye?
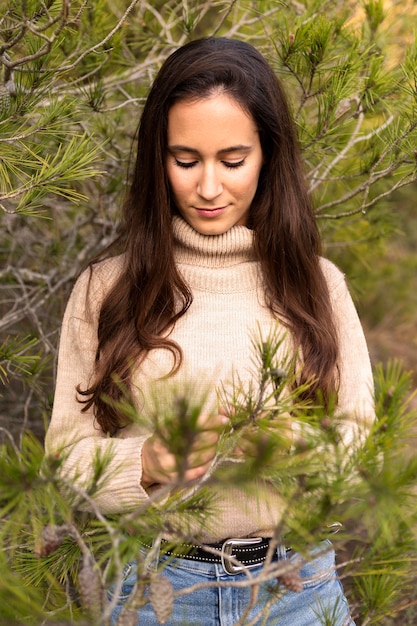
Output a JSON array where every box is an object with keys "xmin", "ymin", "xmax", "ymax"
[
  {"xmin": 223, "ymin": 159, "xmax": 245, "ymax": 169},
  {"xmin": 173, "ymin": 158, "xmax": 246, "ymax": 169},
  {"xmin": 175, "ymin": 159, "xmax": 197, "ymax": 169}
]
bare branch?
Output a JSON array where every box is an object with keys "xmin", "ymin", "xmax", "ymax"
[{"xmin": 58, "ymin": 0, "xmax": 143, "ymax": 72}]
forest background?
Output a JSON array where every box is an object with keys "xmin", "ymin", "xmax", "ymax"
[{"xmin": 1, "ymin": 0, "xmax": 417, "ymax": 625}]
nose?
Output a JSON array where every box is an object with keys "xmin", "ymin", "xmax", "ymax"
[{"xmin": 197, "ymin": 164, "xmax": 223, "ymax": 200}]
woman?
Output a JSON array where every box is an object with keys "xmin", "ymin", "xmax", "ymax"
[{"xmin": 45, "ymin": 37, "xmax": 374, "ymax": 625}]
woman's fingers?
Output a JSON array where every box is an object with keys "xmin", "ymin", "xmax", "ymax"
[
  {"xmin": 142, "ymin": 435, "xmax": 177, "ymax": 486},
  {"xmin": 142, "ymin": 410, "xmax": 228, "ymax": 487}
]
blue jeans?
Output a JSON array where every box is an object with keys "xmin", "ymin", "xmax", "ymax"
[{"xmin": 108, "ymin": 539, "xmax": 354, "ymax": 625}]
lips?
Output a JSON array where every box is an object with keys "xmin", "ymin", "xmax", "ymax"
[{"xmin": 194, "ymin": 206, "xmax": 227, "ymax": 217}]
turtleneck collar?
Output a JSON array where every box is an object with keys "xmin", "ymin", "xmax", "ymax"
[
  {"xmin": 172, "ymin": 216, "xmax": 261, "ymax": 294},
  {"xmin": 172, "ymin": 215, "xmax": 256, "ymax": 268}
]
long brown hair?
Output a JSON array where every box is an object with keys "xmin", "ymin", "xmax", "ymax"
[{"xmin": 78, "ymin": 37, "xmax": 339, "ymax": 434}]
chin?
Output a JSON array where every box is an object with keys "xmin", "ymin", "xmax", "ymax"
[
  {"xmin": 194, "ymin": 223, "xmax": 234, "ymax": 236},
  {"xmin": 189, "ymin": 216, "xmax": 247, "ymax": 236}
]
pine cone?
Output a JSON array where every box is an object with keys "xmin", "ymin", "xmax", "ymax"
[
  {"xmin": 0, "ymin": 84, "xmax": 10, "ymax": 115},
  {"xmin": 149, "ymin": 574, "xmax": 174, "ymax": 624},
  {"xmin": 277, "ymin": 569, "xmax": 303, "ymax": 593},
  {"xmin": 115, "ymin": 606, "xmax": 138, "ymax": 626},
  {"xmin": 36, "ymin": 524, "xmax": 69, "ymax": 557},
  {"xmin": 78, "ymin": 552, "xmax": 103, "ymax": 620}
]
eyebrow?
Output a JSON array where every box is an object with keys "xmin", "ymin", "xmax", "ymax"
[{"xmin": 167, "ymin": 144, "xmax": 252, "ymax": 155}]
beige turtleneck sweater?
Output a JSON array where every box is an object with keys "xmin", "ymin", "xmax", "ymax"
[{"xmin": 45, "ymin": 217, "xmax": 374, "ymax": 541}]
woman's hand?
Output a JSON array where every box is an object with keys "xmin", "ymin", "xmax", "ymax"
[{"xmin": 141, "ymin": 409, "xmax": 228, "ymax": 487}]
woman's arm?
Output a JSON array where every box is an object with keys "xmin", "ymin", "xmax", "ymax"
[
  {"xmin": 44, "ymin": 260, "xmax": 150, "ymax": 514},
  {"xmin": 321, "ymin": 258, "xmax": 375, "ymax": 446}
]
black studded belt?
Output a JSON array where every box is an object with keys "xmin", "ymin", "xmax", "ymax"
[{"xmin": 154, "ymin": 537, "xmax": 289, "ymax": 575}]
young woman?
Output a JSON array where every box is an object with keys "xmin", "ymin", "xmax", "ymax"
[{"xmin": 45, "ymin": 37, "xmax": 374, "ymax": 625}]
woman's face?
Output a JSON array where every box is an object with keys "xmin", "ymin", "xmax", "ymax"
[{"xmin": 166, "ymin": 93, "xmax": 263, "ymax": 236}]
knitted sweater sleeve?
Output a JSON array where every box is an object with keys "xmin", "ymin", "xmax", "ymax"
[
  {"xmin": 321, "ymin": 259, "xmax": 375, "ymax": 445},
  {"xmin": 44, "ymin": 261, "xmax": 149, "ymax": 513}
]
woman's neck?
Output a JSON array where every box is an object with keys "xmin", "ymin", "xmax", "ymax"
[{"xmin": 172, "ymin": 216, "xmax": 256, "ymax": 269}]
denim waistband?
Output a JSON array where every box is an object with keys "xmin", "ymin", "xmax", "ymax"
[{"xmin": 139, "ymin": 538, "xmax": 292, "ymax": 577}]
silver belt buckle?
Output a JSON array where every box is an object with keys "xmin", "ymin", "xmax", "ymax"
[{"xmin": 221, "ymin": 537, "xmax": 263, "ymax": 575}]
